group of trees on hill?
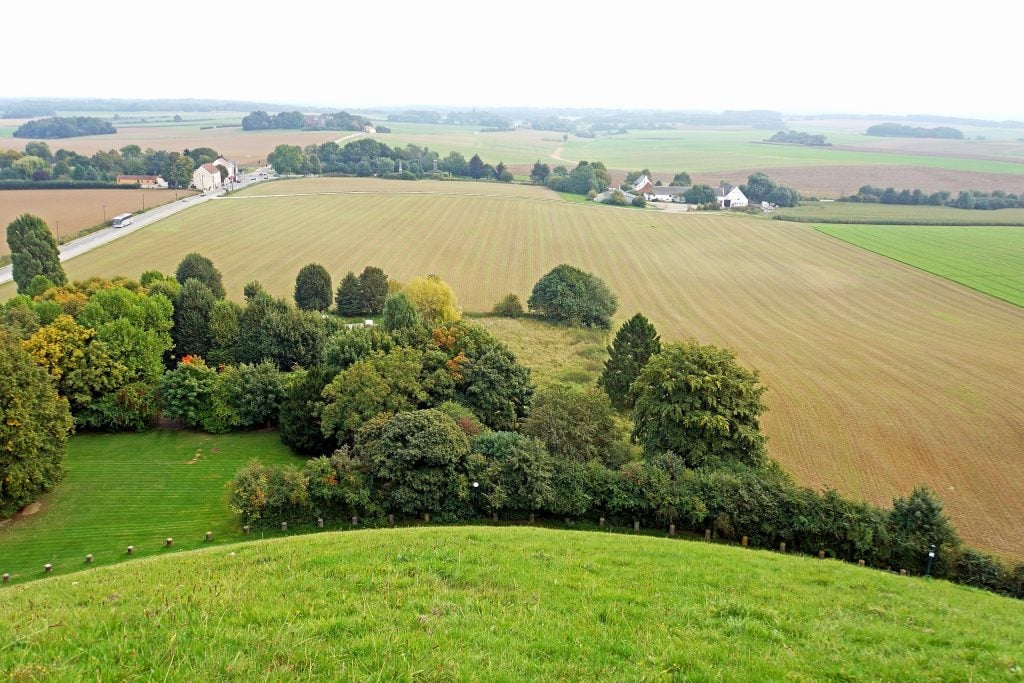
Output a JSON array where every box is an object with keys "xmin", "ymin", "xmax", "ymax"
[
  {"xmin": 267, "ymin": 139, "xmax": 514, "ymax": 181},
  {"xmin": 766, "ymin": 131, "xmax": 830, "ymax": 146},
  {"xmin": 2, "ymin": 237, "xmax": 1022, "ymax": 600},
  {"xmin": 0, "ymin": 141, "xmax": 219, "ymax": 187},
  {"xmin": 866, "ymin": 123, "xmax": 964, "ymax": 139},
  {"xmin": 242, "ymin": 110, "xmax": 373, "ymax": 132},
  {"xmin": 740, "ymin": 172, "xmax": 801, "ymax": 207},
  {"xmin": 540, "ymin": 160, "xmax": 611, "ymax": 196},
  {"xmin": 13, "ymin": 116, "xmax": 116, "ymax": 139},
  {"xmin": 839, "ymin": 185, "xmax": 1024, "ymax": 210}
]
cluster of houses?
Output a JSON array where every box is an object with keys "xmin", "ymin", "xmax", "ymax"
[
  {"xmin": 114, "ymin": 156, "xmax": 238, "ymax": 192},
  {"xmin": 595, "ymin": 175, "xmax": 749, "ymax": 209}
]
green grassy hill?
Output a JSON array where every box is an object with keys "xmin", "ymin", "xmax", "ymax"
[{"xmin": 2, "ymin": 527, "xmax": 1021, "ymax": 680}]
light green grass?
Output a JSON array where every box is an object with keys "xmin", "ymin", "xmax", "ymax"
[
  {"xmin": 474, "ymin": 315, "xmax": 607, "ymax": 387},
  {"xmin": 778, "ymin": 202, "xmax": 1024, "ymax": 226},
  {"xmin": 1, "ymin": 527, "xmax": 1022, "ymax": 680},
  {"xmin": 0, "ymin": 431, "xmax": 302, "ymax": 583},
  {"xmin": 814, "ymin": 223, "xmax": 1024, "ymax": 307},
  {"xmin": 0, "ymin": 126, "xmax": 15, "ymax": 138}
]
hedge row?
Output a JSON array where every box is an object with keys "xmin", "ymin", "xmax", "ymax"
[{"xmin": 0, "ymin": 181, "xmax": 139, "ymax": 190}]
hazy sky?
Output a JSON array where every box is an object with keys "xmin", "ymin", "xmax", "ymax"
[{"xmin": 6, "ymin": 0, "xmax": 1021, "ymax": 118}]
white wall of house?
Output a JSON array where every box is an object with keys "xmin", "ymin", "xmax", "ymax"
[
  {"xmin": 718, "ymin": 187, "xmax": 748, "ymax": 208},
  {"xmin": 192, "ymin": 167, "xmax": 221, "ymax": 191}
]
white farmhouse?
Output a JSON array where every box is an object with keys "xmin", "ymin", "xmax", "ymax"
[
  {"xmin": 646, "ymin": 185, "xmax": 689, "ymax": 202},
  {"xmin": 212, "ymin": 157, "xmax": 237, "ymax": 182},
  {"xmin": 632, "ymin": 174, "xmax": 654, "ymax": 195},
  {"xmin": 192, "ymin": 163, "xmax": 223, "ymax": 191},
  {"xmin": 715, "ymin": 182, "xmax": 748, "ymax": 208}
]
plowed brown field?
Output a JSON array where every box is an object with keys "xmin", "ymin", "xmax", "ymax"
[
  {"xmin": 0, "ymin": 188, "xmax": 192, "ymax": 255},
  {"xmin": 5, "ymin": 178, "xmax": 1021, "ymax": 558}
]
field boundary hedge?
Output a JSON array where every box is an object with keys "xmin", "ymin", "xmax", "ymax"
[{"xmin": 0, "ymin": 181, "xmax": 140, "ymax": 191}]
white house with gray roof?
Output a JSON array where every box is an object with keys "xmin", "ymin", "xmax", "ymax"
[{"xmin": 715, "ymin": 182, "xmax": 748, "ymax": 208}]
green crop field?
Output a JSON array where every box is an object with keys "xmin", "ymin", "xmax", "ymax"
[
  {"xmin": 2, "ymin": 177, "xmax": 1023, "ymax": 560},
  {"xmin": 814, "ymin": 224, "xmax": 1024, "ymax": 307},
  {"xmin": 2, "ymin": 527, "xmax": 1022, "ymax": 679},
  {"xmin": 0, "ymin": 431, "xmax": 301, "ymax": 583},
  {"xmin": 776, "ymin": 202, "xmax": 1024, "ymax": 225}
]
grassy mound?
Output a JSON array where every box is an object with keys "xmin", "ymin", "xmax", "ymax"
[{"xmin": 2, "ymin": 527, "xmax": 1021, "ymax": 679}]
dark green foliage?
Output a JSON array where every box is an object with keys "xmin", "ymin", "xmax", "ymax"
[
  {"xmin": 334, "ymin": 272, "xmax": 363, "ymax": 316},
  {"xmin": 228, "ymin": 459, "xmax": 311, "ymax": 526},
  {"xmin": 381, "ymin": 292, "xmax": 422, "ymax": 333},
  {"xmin": 459, "ymin": 345, "xmax": 533, "ymax": 431},
  {"xmin": 7, "ymin": 213, "xmax": 67, "ymax": 293},
  {"xmin": 436, "ymin": 401, "xmax": 487, "ymax": 437},
  {"xmin": 631, "ymin": 195, "xmax": 646, "ymax": 208},
  {"xmin": 546, "ymin": 161, "xmax": 607, "ymax": 195},
  {"xmin": 0, "ymin": 330, "xmax": 74, "ymax": 518},
  {"xmin": 672, "ymin": 171, "xmax": 693, "ymax": 185},
  {"xmin": 294, "ymin": 263, "xmax": 333, "ymax": 312},
  {"xmin": 866, "ymin": 123, "xmax": 963, "ymax": 139},
  {"xmin": 13, "ymin": 116, "xmax": 116, "ymax": 139},
  {"xmin": 599, "ymin": 313, "xmax": 661, "ymax": 409},
  {"xmin": 213, "ymin": 362, "xmax": 287, "ymax": 430},
  {"xmin": 259, "ymin": 307, "xmax": 327, "ymax": 370},
  {"xmin": 174, "ymin": 253, "xmax": 225, "ymax": 299},
  {"xmin": 279, "ymin": 367, "xmax": 336, "ymax": 455},
  {"xmin": 684, "ymin": 185, "xmax": 716, "ymax": 204},
  {"xmin": 632, "ymin": 341, "xmax": 768, "ymax": 469},
  {"xmin": 172, "ymin": 279, "xmax": 216, "ymax": 359},
  {"xmin": 234, "ymin": 292, "xmax": 287, "ymax": 365},
  {"xmin": 358, "ymin": 266, "xmax": 389, "ymax": 315},
  {"xmin": 767, "ymin": 131, "xmax": 830, "ymax": 146},
  {"xmin": 357, "ymin": 409, "xmax": 470, "ymax": 517},
  {"xmin": 207, "ymin": 300, "xmax": 241, "ymax": 366},
  {"xmin": 158, "ymin": 358, "xmax": 217, "ymax": 430},
  {"xmin": 523, "ymin": 385, "xmax": 621, "ymax": 466},
  {"xmin": 492, "ymin": 293, "xmax": 524, "ymax": 317},
  {"xmin": 470, "ymin": 432, "xmax": 554, "ymax": 517},
  {"xmin": 25, "ymin": 275, "xmax": 56, "ymax": 298},
  {"xmin": 323, "ymin": 326, "xmax": 395, "ymax": 373},
  {"xmin": 740, "ymin": 172, "xmax": 800, "ymax": 207},
  {"xmin": 530, "ymin": 161, "xmax": 550, "ymax": 184},
  {"xmin": 527, "ymin": 264, "xmax": 618, "ymax": 329},
  {"xmin": 888, "ymin": 486, "xmax": 958, "ymax": 575},
  {"xmin": 303, "ymin": 448, "xmax": 374, "ymax": 520}
]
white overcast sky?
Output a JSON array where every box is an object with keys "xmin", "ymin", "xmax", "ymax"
[{"xmin": 5, "ymin": 0, "xmax": 1021, "ymax": 118}]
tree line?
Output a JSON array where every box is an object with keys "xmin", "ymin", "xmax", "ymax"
[
  {"xmin": 866, "ymin": 123, "xmax": 964, "ymax": 139},
  {"xmin": 0, "ymin": 141, "xmax": 224, "ymax": 188},
  {"xmin": 13, "ymin": 116, "xmax": 116, "ymax": 139},
  {"xmin": 242, "ymin": 110, "xmax": 376, "ymax": 132},
  {"xmin": 839, "ymin": 185, "xmax": 1024, "ymax": 210},
  {"xmin": 766, "ymin": 131, "xmax": 830, "ymax": 146}
]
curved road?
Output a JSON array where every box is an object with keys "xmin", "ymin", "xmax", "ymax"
[{"xmin": 0, "ymin": 170, "xmax": 273, "ymax": 286}]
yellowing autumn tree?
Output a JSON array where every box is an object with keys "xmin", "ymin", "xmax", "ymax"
[{"xmin": 403, "ymin": 275, "xmax": 461, "ymax": 327}]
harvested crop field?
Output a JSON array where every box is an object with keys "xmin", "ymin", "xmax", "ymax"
[
  {"xmin": 7, "ymin": 177, "xmax": 1023, "ymax": 559},
  {"xmin": 0, "ymin": 125, "xmax": 346, "ymax": 165},
  {"xmin": 0, "ymin": 188, "xmax": 192, "ymax": 255}
]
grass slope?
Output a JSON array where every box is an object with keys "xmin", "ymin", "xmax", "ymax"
[
  {"xmin": 3, "ymin": 177, "xmax": 1023, "ymax": 559},
  {"xmin": 776, "ymin": 201, "xmax": 1024, "ymax": 226},
  {"xmin": 0, "ymin": 431, "xmax": 301, "ymax": 583},
  {"xmin": 814, "ymin": 224, "xmax": 1024, "ymax": 307},
  {"xmin": 2, "ymin": 527, "xmax": 1022, "ymax": 680}
]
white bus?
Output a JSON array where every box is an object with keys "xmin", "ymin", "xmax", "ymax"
[{"xmin": 111, "ymin": 213, "xmax": 134, "ymax": 228}]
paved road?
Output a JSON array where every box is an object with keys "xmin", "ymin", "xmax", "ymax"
[{"xmin": 0, "ymin": 169, "xmax": 274, "ymax": 286}]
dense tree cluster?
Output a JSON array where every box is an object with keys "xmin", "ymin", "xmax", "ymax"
[
  {"xmin": 13, "ymin": 116, "xmax": 116, "ymax": 139},
  {"xmin": 866, "ymin": 123, "xmax": 964, "ymax": 139},
  {"xmin": 0, "ymin": 141, "xmax": 210, "ymax": 187},
  {"xmin": 766, "ymin": 130, "xmax": 830, "ymax": 146},
  {"xmin": 545, "ymin": 161, "xmax": 611, "ymax": 196},
  {"xmin": 241, "ymin": 110, "xmax": 372, "ymax": 132},
  {"xmin": 739, "ymin": 172, "xmax": 801, "ymax": 207},
  {"xmin": 839, "ymin": 185, "xmax": 1024, "ymax": 210}
]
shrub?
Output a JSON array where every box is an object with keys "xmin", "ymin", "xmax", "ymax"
[
  {"xmin": 523, "ymin": 384, "xmax": 621, "ymax": 466},
  {"xmin": 403, "ymin": 275, "xmax": 461, "ymax": 327},
  {"xmin": 471, "ymin": 432, "xmax": 554, "ymax": 517},
  {"xmin": 303, "ymin": 447, "xmax": 374, "ymax": 521},
  {"xmin": 278, "ymin": 367, "xmax": 336, "ymax": 455},
  {"xmin": 159, "ymin": 357, "xmax": 218, "ymax": 430},
  {"xmin": 492, "ymin": 293, "xmax": 524, "ymax": 318},
  {"xmin": 228, "ymin": 460, "xmax": 310, "ymax": 526}
]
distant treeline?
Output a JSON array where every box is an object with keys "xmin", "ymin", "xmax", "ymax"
[
  {"xmin": 865, "ymin": 123, "xmax": 964, "ymax": 139},
  {"xmin": 0, "ymin": 98, "xmax": 308, "ymax": 117},
  {"xmin": 386, "ymin": 110, "xmax": 513, "ymax": 129},
  {"xmin": 840, "ymin": 185, "xmax": 1024, "ymax": 210},
  {"xmin": 13, "ymin": 117, "xmax": 116, "ymax": 139},
  {"xmin": 766, "ymin": 131, "xmax": 830, "ymax": 146},
  {"xmin": 241, "ymin": 110, "xmax": 374, "ymax": 132},
  {"xmin": 795, "ymin": 113, "xmax": 1024, "ymax": 129}
]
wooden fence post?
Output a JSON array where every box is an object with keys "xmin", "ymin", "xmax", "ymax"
[
  {"xmin": 44, "ymin": 564, "xmax": 53, "ymax": 573},
  {"xmin": 599, "ymin": 517, "xmax": 605, "ymax": 529},
  {"xmin": 281, "ymin": 522, "xmax": 287, "ymax": 531},
  {"xmin": 127, "ymin": 545, "xmax": 134, "ymax": 555},
  {"xmin": 704, "ymin": 529, "xmax": 711, "ymax": 541},
  {"xmin": 165, "ymin": 538, "xmax": 173, "ymax": 547},
  {"xmin": 779, "ymin": 541, "xmax": 786, "ymax": 553},
  {"xmin": 243, "ymin": 525, "xmax": 250, "ymax": 534},
  {"xmin": 86, "ymin": 554, "xmax": 93, "ymax": 564},
  {"xmin": 741, "ymin": 536, "xmax": 748, "ymax": 547},
  {"xmin": 633, "ymin": 520, "xmax": 640, "ymax": 532},
  {"xmin": 669, "ymin": 524, "xmax": 675, "ymax": 536},
  {"xmin": 205, "ymin": 531, "xmax": 212, "ymax": 542},
  {"xmin": 317, "ymin": 518, "xmax": 324, "ymax": 529}
]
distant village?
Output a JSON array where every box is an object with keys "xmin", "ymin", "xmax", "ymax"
[{"xmin": 595, "ymin": 175, "xmax": 753, "ymax": 210}]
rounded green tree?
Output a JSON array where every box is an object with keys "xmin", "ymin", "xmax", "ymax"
[
  {"xmin": 175, "ymin": 253, "xmax": 225, "ymax": 299},
  {"xmin": 293, "ymin": 263, "xmax": 333, "ymax": 312},
  {"xmin": 631, "ymin": 341, "xmax": 767, "ymax": 469},
  {"xmin": 527, "ymin": 264, "xmax": 617, "ymax": 329},
  {"xmin": 335, "ymin": 272, "xmax": 364, "ymax": 316},
  {"xmin": 7, "ymin": 213, "xmax": 66, "ymax": 294}
]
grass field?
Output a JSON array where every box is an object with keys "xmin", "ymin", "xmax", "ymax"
[
  {"xmin": 814, "ymin": 224, "xmax": 1024, "ymax": 307},
  {"xmin": 474, "ymin": 315, "xmax": 608, "ymax": 387},
  {"xmin": 775, "ymin": 201, "xmax": 1024, "ymax": 225},
  {"xmin": 2, "ymin": 177, "xmax": 1022, "ymax": 559},
  {"xmin": 0, "ymin": 188, "xmax": 194, "ymax": 255},
  {"xmin": 0, "ymin": 431, "xmax": 301, "ymax": 583},
  {"xmin": 2, "ymin": 527, "xmax": 1022, "ymax": 679}
]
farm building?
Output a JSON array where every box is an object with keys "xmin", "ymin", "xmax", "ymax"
[
  {"xmin": 715, "ymin": 182, "xmax": 748, "ymax": 208},
  {"xmin": 192, "ymin": 163, "xmax": 223, "ymax": 191},
  {"xmin": 212, "ymin": 157, "xmax": 238, "ymax": 182},
  {"xmin": 632, "ymin": 175, "xmax": 654, "ymax": 195},
  {"xmin": 594, "ymin": 189, "xmax": 639, "ymax": 204},
  {"xmin": 115, "ymin": 175, "xmax": 168, "ymax": 189},
  {"xmin": 646, "ymin": 186, "xmax": 689, "ymax": 202}
]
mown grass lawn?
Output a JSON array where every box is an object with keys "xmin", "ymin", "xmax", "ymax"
[
  {"xmin": 2, "ymin": 527, "xmax": 1022, "ymax": 680},
  {"xmin": 0, "ymin": 431, "xmax": 302, "ymax": 583},
  {"xmin": 815, "ymin": 223, "xmax": 1024, "ymax": 307}
]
